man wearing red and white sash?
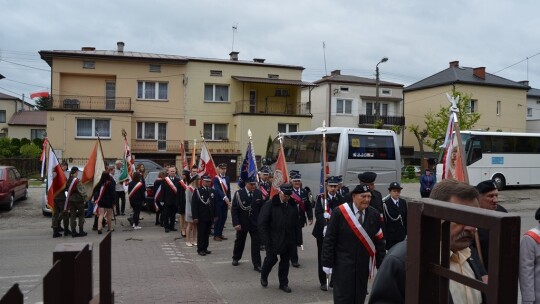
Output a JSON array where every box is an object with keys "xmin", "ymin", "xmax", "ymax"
[
  {"xmin": 520, "ymin": 207, "xmax": 540, "ymax": 304},
  {"xmin": 128, "ymin": 172, "xmax": 146, "ymax": 230},
  {"xmin": 258, "ymin": 166, "xmax": 272, "ymax": 201},
  {"xmin": 66, "ymin": 167, "xmax": 88, "ymax": 238},
  {"xmin": 322, "ymin": 184, "xmax": 385, "ymax": 303},
  {"xmin": 161, "ymin": 166, "xmax": 185, "ymax": 233}
]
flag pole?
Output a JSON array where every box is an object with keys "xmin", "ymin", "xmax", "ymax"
[
  {"xmin": 322, "ymin": 120, "xmax": 328, "ymax": 215},
  {"xmin": 200, "ymin": 131, "xmax": 226, "ymax": 195},
  {"xmin": 191, "ymin": 139, "xmax": 197, "ymax": 169}
]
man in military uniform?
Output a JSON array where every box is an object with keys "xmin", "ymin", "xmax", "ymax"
[
  {"xmin": 231, "ymin": 176, "xmax": 263, "ymax": 272},
  {"xmin": 358, "ymin": 172, "xmax": 384, "ymax": 213},
  {"xmin": 337, "ymin": 175, "xmax": 349, "ymax": 197},
  {"xmin": 192, "ymin": 175, "xmax": 216, "ymax": 256},
  {"xmin": 289, "ymin": 170, "xmax": 313, "ymax": 268},
  {"xmin": 52, "ymin": 165, "xmax": 68, "ymax": 238},
  {"xmin": 213, "ymin": 163, "xmax": 231, "ymax": 241},
  {"xmin": 382, "ymin": 182, "xmax": 407, "ymax": 250},
  {"xmin": 258, "ymin": 166, "xmax": 272, "ymax": 201},
  {"xmin": 312, "ymin": 176, "xmax": 345, "ymax": 291},
  {"xmin": 67, "ymin": 167, "xmax": 88, "ymax": 237}
]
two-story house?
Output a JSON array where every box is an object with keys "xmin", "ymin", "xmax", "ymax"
[
  {"xmin": 404, "ymin": 60, "xmax": 529, "ymax": 157},
  {"xmin": 526, "ymin": 86, "xmax": 540, "ymax": 132},
  {"xmin": 304, "ymin": 70, "xmax": 405, "ymax": 144},
  {"xmin": 0, "ymin": 92, "xmax": 38, "ymax": 138},
  {"xmin": 40, "ymin": 43, "xmax": 315, "ymax": 176}
]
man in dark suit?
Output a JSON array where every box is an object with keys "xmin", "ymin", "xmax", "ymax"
[
  {"xmin": 322, "ymin": 184, "xmax": 386, "ymax": 303},
  {"xmin": 231, "ymin": 176, "xmax": 263, "ymax": 272},
  {"xmin": 258, "ymin": 166, "xmax": 272, "ymax": 201},
  {"xmin": 192, "ymin": 175, "xmax": 216, "ymax": 256},
  {"xmin": 162, "ymin": 166, "xmax": 185, "ymax": 233},
  {"xmin": 382, "ymin": 182, "xmax": 408, "ymax": 250},
  {"xmin": 289, "ymin": 170, "xmax": 313, "ymax": 268},
  {"xmin": 213, "ymin": 163, "xmax": 231, "ymax": 241}
]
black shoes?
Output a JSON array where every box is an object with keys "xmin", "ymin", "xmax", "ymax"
[
  {"xmin": 64, "ymin": 229, "xmax": 71, "ymax": 237},
  {"xmin": 291, "ymin": 262, "xmax": 300, "ymax": 268},
  {"xmin": 71, "ymin": 231, "xmax": 79, "ymax": 238},
  {"xmin": 232, "ymin": 260, "xmax": 239, "ymax": 266},
  {"xmin": 170, "ymin": 228, "xmax": 178, "ymax": 231},
  {"xmin": 78, "ymin": 230, "xmax": 87, "ymax": 237},
  {"xmin": 127, "ymin": 218, "xmax": 133, "ymax": 226},
  {"xmin": 204, "ymin": 250, "xmax": 211, "ymax": 254},
  {"xmin": 254, "ymin": 265, "xmax": 262, "ymax": 273},
  {"xmin": 198, "ymin": 251, "xmax": 206, "ymax": 256},
  {"xmin": 279, "ymin": 285, "xmax": 292, "ymax": 293},
  {"xmin": 260, "ymin": 278, "xmax": 268, "ymax": 287},
  {"xmin": 320, "ymin": 284, "xmax": 328, "ymax": 291},
  {"xmin": 165, "ymin": 229, "xmax": 170, "ymax": 233},
  {"xmin": 98, "ymin": 230, "xmax": 102, "ymax": 234},
  {"xmin": 53, "ymin": 230, "xmax": 61, "ymax": 238}
]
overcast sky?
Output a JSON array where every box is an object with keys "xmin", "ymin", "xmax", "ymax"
[{"xmin": 1, "ymin": 0, "xmax": 539, "ymax": 104}]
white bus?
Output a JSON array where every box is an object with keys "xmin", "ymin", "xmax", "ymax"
[
  {"xmin": 265, "ymin": 127, "xmax": 401, "ymax": 192},
  {"xmin": 436, "ymin": 130, "xmax": 540, "ymax": 190}
]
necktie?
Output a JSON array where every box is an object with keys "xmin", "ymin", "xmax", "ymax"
[
  {"xmin": 357, "ymin": 211, "xmax": 363, "ymax": 225},
  {"xmin": 395, "ymin": 200, "xmax": 399, "ymax": 208},
  {"xmin": 248, "ymin": 192, "xmax": 253, "ymax": 200}
]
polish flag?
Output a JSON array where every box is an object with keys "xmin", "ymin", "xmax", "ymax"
[
  {"xmin": 30, "ymin": 91, "xmax": 49, "ymax": 99},
  {"xmin": 40, "ymin": 138, "xmax": 49, "ymax": 178},
  {"xmin": 270, "ymin": 142, "xmax": 289, "ymax": 199},
  {"xmin": 82, "ymin": 139, "xmax": 106, "ymax": 197},
  {"xmin": 198, "ymin": 142, "xmax": 217, "ymax": 179},
  {"xmin": 46, "ymin": 147, "xmax": 67, "ymax": 210}
]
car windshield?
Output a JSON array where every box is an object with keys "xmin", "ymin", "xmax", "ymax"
[{"xmin": 145, "ymin": 172, "xmax": 159, "ymax": 185}]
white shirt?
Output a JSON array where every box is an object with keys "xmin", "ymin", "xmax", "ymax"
[{"xmin": 449, "ymin": 247, "xmax": 482, "ymax": 304}]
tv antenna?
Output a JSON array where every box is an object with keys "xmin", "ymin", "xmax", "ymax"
[{"xmin": 232, "ymin": 22, "xmax": 238, "ymax": 52}]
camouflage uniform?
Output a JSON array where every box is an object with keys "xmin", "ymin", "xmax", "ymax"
[{"xmin": 67, "ymin": 171, "xmax": 87, "ymax": 237}]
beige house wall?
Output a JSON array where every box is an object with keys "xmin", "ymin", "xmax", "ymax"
[
  {"xmin": 0, "ymin": 101, "xmax": 19, "ymax": 136},
  {"xmin": 404, "ymin": 84, "xmax": 527, "ymax": 152},
  {"xmin": 7, "ymin": 125, "xmax": 45, "ymax": 139}
]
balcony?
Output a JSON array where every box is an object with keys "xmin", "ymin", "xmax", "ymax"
[
  {"xmin": 50, "ymin": 95, "xmax": 131, "ymax": 111},
  {"xmin": 359, "ymin": 114, "xmax": 405, "ymax": 126},
  {"xmin": 234, "ymin": 99, "xmax": 311, "ymax": 116},
  {"xmin": 131, "ymin": 139, "xmax": 241, "ymax": 155}
]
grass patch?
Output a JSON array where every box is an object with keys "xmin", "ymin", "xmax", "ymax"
[{"xmin": 401, "ymin": 176, "xmax": 419, "ymax": 183}]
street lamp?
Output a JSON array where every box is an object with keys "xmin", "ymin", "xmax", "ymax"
[{"xmin": 374, "ymin": 57, "xmax": 388, "ymax": 121}]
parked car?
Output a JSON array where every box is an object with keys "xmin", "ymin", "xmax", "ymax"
[
  {"xmin": 401, "ymin": 165, "xmax": 421, "ymax": 177},
  {"xmin": 42, "ymin": 167, "xmax": 85, "ymax": 216},
  {"xmin": 143, "ymin": 171, "xmax": 160, "ymax": 210},
  {"xmin": 0, "ymin": 166, "xmax": 29, "ymax": 211},
  {"xmin": 134, "ymin": 159, "xmax": 163, "ymax": 176}
]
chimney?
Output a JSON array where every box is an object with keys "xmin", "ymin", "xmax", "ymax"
[
  {"xmin": 81, "ymin": 47, "xmax": 96, "ymax": 51},
  {"xmin": 449, "ymin": 61, "xmax": 459, "ymax": 68},
  {"xmin": 229, "ymin": 51, "xmax": 239, "ymax": 61},
  {"xmin": 117, "ymin": 41, "xmax": 125, "ymax": 52},
  {"xmin": 519, "ymin": 80, "xmax": 530, "ymax": 87},
  {"xmin": 253, "ymin": 58, "xmax": 265, "ymax": 63},
  {"xmin": 473, "ymin": 67, "xmax": 486, "ymax": 79},
  {"xmin": 330, "ymin": 70, "xmax": 341, "ymax": 76}
]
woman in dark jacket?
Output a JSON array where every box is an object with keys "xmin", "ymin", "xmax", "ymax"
[
  {"xmin": 128, "ymin": 172, "xmax": 146, "ymax": 230},
  {"xmin": 94, "ymin": 170, "xmax": 116, "ymax": 234}
]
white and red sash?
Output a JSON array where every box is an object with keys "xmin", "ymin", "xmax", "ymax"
[
  {"xmin": 291, "ymin": 190, "xmax": 306, "ymax": 212},
  {"xmin": 153, "ymin": 185, "xmax": 162, "ymax": 211},
  {"xmin": 219, "ymin": 176, "xmax": 228, "ymax": 192},
  {"xmin": 64, "ymin": 177, "xmax": 79, "ymax": 210},
  {"xmin": 93, "ymin": 181, "xmax": 109, "ymax": 214},
  {"xmin": 259, "ymin": 184, "xmax": 269, "ymax": 199},
  {"xmin": 165, "ymin": 177, "xmax": 178, "ymax": 194},
  {"xmin": 525, "ymin": 227, "xmax": 540, "ymax": 244},
  {"xmin": 339, "ymin": 203, "xmax": 383, "ymax": 277},
  {"xmin": 128, "ymin": 182, "xmax": 143, "ymax": 200}
]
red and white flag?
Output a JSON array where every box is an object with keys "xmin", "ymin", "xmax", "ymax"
[
  {"xmin": 46, "ymin": 146, "xmax": 67, "ymax": 210},
  {"xmin": 124, "ymin": 136, "xmax": 134, "ymax": 179},
  {"xmin": 440, "ymin": 112, "xmax": 466, "ymax": 182},
  {"xmin": 198, "ymin": 142, "xmax": 217, "ymax": 179},
  {"xmin": 270, "ymin": 142, "xmax": 289, "ymax": 198},
  {"xmin": 30, "ymin": 91, "xmax": 49, "ymax": 99},
  {"xmin": 82, "ymin": 139, "xmax": 106, "ymax": 196},
  {"xmin": 40, "ymin": 138, "xmax": 49, "ymax": 178},
  {"xmin": 180, "ymin": 142, "xmax": 189, "ymax": 170}
]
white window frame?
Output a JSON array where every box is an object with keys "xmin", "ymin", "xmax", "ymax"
[
  {"xmin": 381, "ymin": 88, "xmax": 392, "ymax": 95},
  {"xmin": 0, "ymin": 110, "xmax": 5, "ymax": 123},
  {"xmin": 31, "ymin": 129, "xmax": 46, "ymax": 140},
  {"xmin": 336, "ymin": 99, "xmax": 353, "ymax": 115},
  {"xmin": 203, "ymin": 123, "xmax": 228, "ymax": 140},
  {"xmin": 278, "ymin": 123, "xmax": 298, "ymax": 133},
  {"xmin": 365, "ymin": 102, "xmax": 388, "ymax": 116},
  {"xmin": 136, "ymin": 122, "xmax": 166, "ymax": 140},
  {"xmin": 149, "ymin": 64, "xmax": 161, "ymax": 73},
  {"xmin": 527, "ymin": 107, "xmax": 533, "ymax": 117},
  {"xmin": 76, "ymin": 118, "xmax": 111, "ymax": 138},
  {"xmin": 204, "ymin": 84, "xmax": 229, "ymax": 102},
  {"xmin": 83, "ymin": 60, "xmax": 95, "ymax": 69},
  {"xmin": 496, "ymin": 100, "xmax": 501, "ymax": 115},
  {"xmin": 467, "ymin": 99, "xmax": 478, "ymax": 114},
  {"xmin": 137, "ymin": 81, "xmax": 168, "ymax": 100}
]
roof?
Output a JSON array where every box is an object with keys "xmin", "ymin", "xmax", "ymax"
[
  {"xmin": 404, "ymin": 66, "xmax": 529, "ymax": 92},
  {"xmin": 0, "ymin": 92, "xmax": 20, "ymax": 100},
  {"xmin": 8, "ymin": 111, "xmax": 46, "ymax": 126},
  {"xmin": 313, "ymin": 74, "xmax": 404, "ymax": 87},
  {"xmin": 528, "ymin": 88, "xmax": 540, "ymax": 98},
  {"xmin": 232, "ymin": 76, "xmax": 316, "ymax": 86}
]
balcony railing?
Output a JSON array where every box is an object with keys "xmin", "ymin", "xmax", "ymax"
[
  {"xmin": 131, "ymin": 139, "xmax": 241, "ymax": 154},
  {"xmin": 359, "ymin": 114, "xmax": 405, "ymax": 126},
  {"xmin": 234, "ymin": 99, "xmax": 311, "ymax": 116},
  {"xmin": 50, "ymin": 95, "xmax": 131, "ymax": 111}
]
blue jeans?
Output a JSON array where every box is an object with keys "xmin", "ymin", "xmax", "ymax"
[{"xmin": 213, "ymin": 202, "xmax": 228, "ymax": 237}]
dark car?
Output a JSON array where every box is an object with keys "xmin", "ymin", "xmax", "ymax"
[
  {"xmin": 143, "ymin": 171, "xmax": 160, "ymax": 210},
  {"xmin": 0, "ymin": 166, "xmax": 29, "ymax": 210},
  {"xmin": 135, "ymin": 159, "xmax": 163, "ymax": 176}
]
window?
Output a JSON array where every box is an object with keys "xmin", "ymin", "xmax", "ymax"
[
  {"xmin": 76, "ymin": 119, "xmax": 110, "ymax": 138},
  {"xmin": 204, "ymin": 84, "xmax": 229, "ymax": 102},
  {"xmin": 137, "ymin": 81, "xmax": 168, "ymax": 100},
  {"xmin": 381, "ymin": 88, "xmax": 392, "ymax": 95},
  {"xmin": 278, "ymin": 123, "xmax": 298, "ymax": 134},
  {"xmin": 0, "ymin": 110, "xmax": 5, "ymax": 123},
  {"xmin": 381, "ymin": 103, "xmax": 388, "ymax": 116},
  {"xmin": 31, "ymin": 129, "xmax": 46, "ymax": 140},
  {"xmin": 137, "ymin": 122, "xmax": 167, "ymax": 150},
  {"xmin": 268, "ymin": 74, "xmax": 279, "ymax": 79},
  {"xmin": 366, "ymin": 103, "xmax": 373, "ymax": 115},
  {"xmin": 83, "ymin": 60, "xmax": 95, "ymax": 69},
  {"xmin": 210, "ymin": 70, "xmax": 222, "ymax": 77},
  {"xmin": 340, "ymin": 86, "xmax": 349, "ymax": 92},
  {"xmin": 149, "ymin": 64, "xmax": 161, "ymax": 73},
  {"xmin": 276, "ymin": 133, "xmax": 340, "ymax": 164},
  {"xmin": 365, "ymin": 103, "xmax": 387, "ymax": 116},
  {"xmin": 204, "ymin": 123, "xmax": 228, "ymax": 140},
  {"xmin": 467, "ymin": 99, "xmax": 478, "ymax": 113},
  {"xmin": 275, "ymin": 88, "xmax": 289, "ymax": 97},
  {"xmin": 336, "ymin": 99, "xmax": 352, "ymax": 114},
  {"xmin": 348, "ymin": 134, "xmax": 396, "ymax": 160},
  {"xmin": 496, "ymin": 100, "xmax": 501, "ymax": 115},
  {"xmin": 528, "ymin": 107, "xmax": 533, "ymax": 117}
]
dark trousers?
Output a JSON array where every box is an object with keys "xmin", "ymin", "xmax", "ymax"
[
  {"xmin": 115, "ymin": 191, "xmax": 126, "ymax": 215},
  {"xmin": 261, "ymin": 248, "xmax": 291, "ymax": 287},
  {"xmin": 316, "ymin": 236, "xmax": 326, "ymax": 285},
  {"xmin": 69, "ymin": 201, "xmax": 85, "ymax": 231},
  {"xmin": 213, "ymin": 203, "xmax": 228, "ymax": 237},
  {"xmin": 291, "ymin": 221, "xmax": 304, "ymax": 264},
  {"xmin": 232, "ymin": 228, "xmax": 261, "ymax": 267},
  {"xmin": 420, "ymin": 191, "xmax": 431, "ymax": 198},
  {"xmin": 197, "ymin": 219, "xmax": 212, "ymax": 252},
  {"xmin": 162, "ymin": 204, "xmax": 177, "ymax": 230},
  {"xmin": 132, "ymin": 201, "xmax": 142, "ymax": 226},
  {"xmin": 155, "ymin": 204, "xmax": 163, "ymax": 225}
]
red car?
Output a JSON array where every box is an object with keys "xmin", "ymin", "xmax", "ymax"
[{"xmin": 0, "ymin": 166, "xmax": 29, "ymax": 210}]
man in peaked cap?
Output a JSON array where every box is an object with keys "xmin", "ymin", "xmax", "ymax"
[
  {"xmin": 382, "ymin": 182, "xmax": 407, "ymax": 250},
  {"xmin": 258, "ymin": 183, "xmax": 301, "ymax": 293},
  {"xmin": 337, "ymin": 175, "xmax": 349, "ymax": 197},
  {"xmin": 358, "ymin": 171, "xmax": 383, "ymax": 213},
  {"xmin": 213, "ymin": 163, "xmax": 231, "ymax": 241},
  {"xmin": 473, "ymin": 180, "xmax": 508, "ymax": 269},
  {"xmin": 289, "ymin": 170, "xmax": 313, "ymax": 268},
  {"xmin": 258, "ymin": 166, "xmax": 272, "ymax": 201},
  {"xmin": 192, "ymin": 174, "xmax": 216, "ymax": 256}
]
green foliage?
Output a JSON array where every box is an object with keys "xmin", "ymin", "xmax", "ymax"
[
  {"xmin": 405, "ymin": 166, "xmax": 416, "ymax": 179},
  {"xmin": 35, "ymin": 96, "xmax": 52, "ymax": 110},
  {"xmin": 32, "ymin": 138, "xmax": 44, "ymax": 147},
  {"xmin": 20, "ymin": 138, "xmax": 31, "ymax": 146},
  {"xmin": 374, "ymin": 119, "xmax": 384, "ymax": 129},
  {"xmin": 0, "ymin": 138, "xmax": 14, "ymax": 157},
  {"xmin": 20, "ymin": 143, "xmax": 42, "ymax": 157}
]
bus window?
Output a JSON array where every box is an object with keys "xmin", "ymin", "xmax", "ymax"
[
  {"xmin": 348, "ymin": 135, "xmax": 396, "ymax": 160},
  {"xmin": 268, "ymin": 134, "xmax": 340, "ymax": 165}
]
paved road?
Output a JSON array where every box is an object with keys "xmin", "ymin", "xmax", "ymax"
[{"xmin": 0, "ymin": 183, "xmax": 537, "ymax": 303}]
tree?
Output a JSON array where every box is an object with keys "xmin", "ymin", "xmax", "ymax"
[
  {"xmin": 35, "ymin": 96, "xmax": 52, "ymax": 110},
  {"xmin": 407, "ymin": 124, "xmax": 429, "ymax": 169},
  {"xmin": 20, "ymin": 143, "xmax": 41, "ymax": 158},
  {"xmin": 0, "ymin": 138, "xmax": 13, "ymax": 158}
]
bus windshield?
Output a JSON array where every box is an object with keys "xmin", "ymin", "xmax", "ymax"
[
  {"xmin": 348, "ymin": 134, "xmax": 396, "ymax": 160},
  {"xmin": 267, "ymin": 133, "xmax": 340, "ymax": 165}
]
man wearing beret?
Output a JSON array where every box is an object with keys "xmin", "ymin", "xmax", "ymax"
[
  {"xmin": 382, "ymin": 182, "xmax": 408, "ymax": 250},
  {"xmin": 519, "ymin": 207, "xmax": 540, "ymax": 304},
  {"xmin": 258, "ymin": 183, "xmax": 301, "ymax": 293},
  {"xmin": 322, "ymin": 184, "xmax": 386, "ymax": 303},
  {"xmin": 358, "ymin": 172, "xmax": 384, "ymax": 213},
  {"xmin": 473, "ymin": 180, "xmax": 507, "ymax": 269},
  {"xmin": 66, "ymin": 167, "xmax": 88, "ymax": 237}
]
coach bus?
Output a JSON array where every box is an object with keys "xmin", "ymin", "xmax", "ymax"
[
  {"xmin": 436, "ymin": 130, "xmax": 540, "ymax": 190},
  {"xmin": 265, "ymin": 127, "xmax": 401, "ymax": 192}
]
